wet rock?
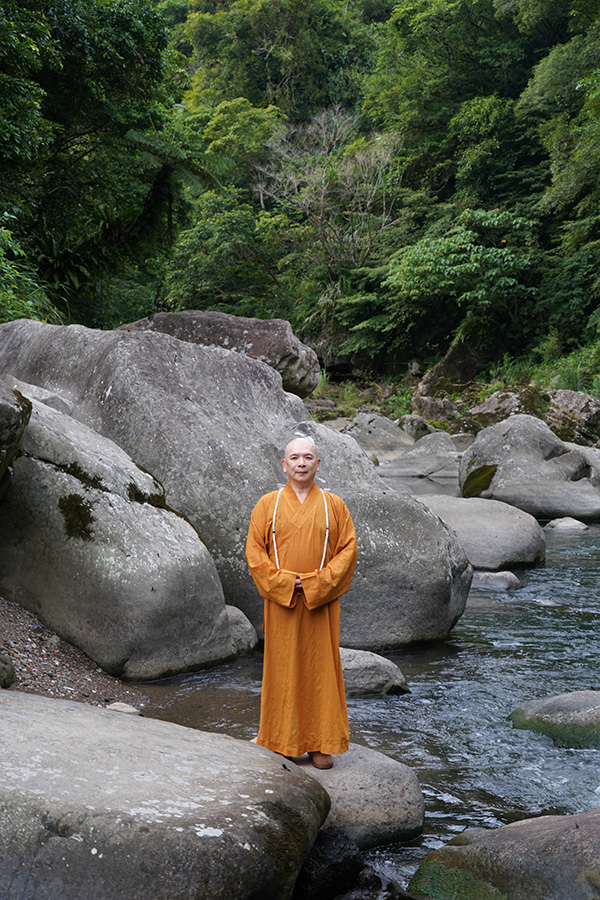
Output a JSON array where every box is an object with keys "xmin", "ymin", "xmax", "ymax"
[
  {"xmin": 409, "ymin": 806, "xmax": 600, "ymax": 900},
  {"xmin": 545, "ymin": 517, "xmax": 589, "ymax": 531},
  {"xmin": 459, "ymin": 414, "xmax": 600, "ymax": 520},
  {"xmin": 340, "ymin": 648, "xmax": 409, "ymax": 697},
  {"xmin": 293, "ymin": 743, "xmax": 424, "ymax": 850},
  {"xmin": 509, "ymin": 689, "xmax": 600, "ymax": 748},
  {"xmin": 120, "ymin": 310, "xmax": 320, "ymax": 398},
  {"xmin": 292, "ymin": 826, "xmax": 365, "ymax": 900},
  {"xmin": 418, "ymin": 495, "xmax": 545, "ymax": 570},
  {"xmin": 227, "ymin": 605, "xmax": 259, "ymax": 653},
  {"xmin": 470, "ymin": 571, "xmax": 521, "ymax": 591},
  {"xmin": 0, "ymin": 691, "xmax": 329, "ymax": 900}
]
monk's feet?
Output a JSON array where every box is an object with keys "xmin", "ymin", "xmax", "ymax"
[{"xmin": 308, "ymin": 751, "xmax": 334, "ymax": 770}]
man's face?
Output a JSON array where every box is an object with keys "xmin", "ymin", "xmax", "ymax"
[{"xmin": 282, "ymin": 440, "xmax": 320, "ymax": 490}]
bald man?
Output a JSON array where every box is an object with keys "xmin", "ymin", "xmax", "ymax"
[{"xmin": 246, "ymin": 437, "xmax": 357, "ymax": 769}]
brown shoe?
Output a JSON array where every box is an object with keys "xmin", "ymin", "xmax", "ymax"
[{"xmin": 308, "ymin": 751, "xmax": 334, "ymax": 770}]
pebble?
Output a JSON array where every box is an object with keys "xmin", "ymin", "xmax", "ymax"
[{"xmin": 0, "ymin": 596, "xmax": 148, "ymax": 710}]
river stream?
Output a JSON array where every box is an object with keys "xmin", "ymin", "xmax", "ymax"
[{"xmin": 141, "ymin": 483, "xmax": 600, "ymax": 890}]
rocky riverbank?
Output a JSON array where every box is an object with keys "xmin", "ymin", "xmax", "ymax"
[{"xmin": 0, "ymin": 595, "xmax": 148, "ymax": 709}]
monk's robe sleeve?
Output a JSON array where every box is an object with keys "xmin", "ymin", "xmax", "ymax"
[
  {"xmin": 245, "ymin": 496, "xmax": 298, "ymax": 608},
  {"xmin": 300, "ymin": 498, "xmax": 357, "ymax": 611}
]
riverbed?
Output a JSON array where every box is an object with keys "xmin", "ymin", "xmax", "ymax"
[{"xmin": 141, "ymin": 514, "xmax": 600, "ymax": 889}]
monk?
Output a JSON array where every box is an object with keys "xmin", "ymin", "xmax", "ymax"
[{"xmin": 245, "ymin": 436, "xmax": 357, "ymax": 769}]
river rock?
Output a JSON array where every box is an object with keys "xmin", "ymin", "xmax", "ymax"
[
  {"xmin": 0, "ymin": 691, "xmax": 329, "ymax": 900},
  {"xmin": 292, "ymin": 826, "xmax": 365, "ymax": 900},
  {"xmin": 418, "ymin": 495, "xmax": 545, "ymax": 570},
  {"xmin": 509, "ymin": 689, "xmax": 600, "ymax": 748},
  {"xmin": 466, "ymin": 385, "xmax": 545, "ymax": 430},
  {"xmin": 0, "ymin": 393, "xmax": 233, "ymax": 680},
  {"xmin": 545, "ymin": 389, "xmax": 600, "ymax": 445},
  {"xmin": 0, "ymin": 320, "xmax": 472, "ymax": 649},
  {"xmin": 0, "ymin": 379, "xmax": 31, "ymax": 498},
  {"xmin": 339, "ymin": 413, "xmax": 413, "ymax": 459},
  {"xmin": 227, "ymin": 605, "xmax": 259, "ymax": 653},
  {"xmin": 399, "ymin": 414, "xmax": 438, "ymax": 441},
  {"xmin": 293, "ymin": 743, "xmax": 424, "ymax": 850},
  {"xmin": 470, "ymin": 570, "xmax": 521, "ymax": 591},
  {"xmin": 545, "ymin": 516, "xmax": 589, "ymax": 531},
  {"xmin": 459, "ymin": 414, "xmax": 600, "ymax": 519},
  {"xmin": 120, "ymin": 310, "xmax": 320, "ymax": 398},
  {"xmin": 409, "ymin": 806, "xmax": 600, "ymax": 900},
  {"xmin": 383, "ymin": 432, "xmax": 461, "ymax": 482},
  {"xmin": 340, "ymin": 648, "xmax": 409, "ymax": 696}
]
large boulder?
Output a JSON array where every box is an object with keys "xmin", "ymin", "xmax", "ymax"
[
  {"xmin": 295, "ymin": 743, "xmax": 424, "ymax": 850},
  {"xmin": 409, "ymin": 807, "xmax": 600, "ymax": 900},
  {"xmin": 418, "ymin": 495, "xmax": 546, "ymax": 570},
  {"xmin": 509, "ymin": 690, "xmax": 600, "ymax": 749},
  {"xmin": 0, "ymin": 320, "xmax": 471, "ymax": 648},
  {"xmin": 459, "ymin": 414, "xmax": 600, "ymax": 520},
  {"xmin": 120, "ymin": 310, "xmax": 320, "ymax": 398},
  {"xmin": 0, "ymin": 691, "xmax": 329, "ymax": 900},
  {"xmin": 340, "ymin": 648, "xmax": 408, "ymax": 697},
  {"xmin": 0, "ymin": 387, "xmax": 233, "ymax": 680},
  {"xmin": 0, "ymin": 380, "xmax": 31, "ymax": 499},
  {"xmin": 545, "ymin": 388, "xmax": 600, "ymax": 445},
  {"xmin": 339, "ymin": 413, "xmax": 414, "ymax": 460}
]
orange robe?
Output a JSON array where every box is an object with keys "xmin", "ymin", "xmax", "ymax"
[{"xmin": 245, "ymin": 481, "xmax": 357, "ymax": 757}]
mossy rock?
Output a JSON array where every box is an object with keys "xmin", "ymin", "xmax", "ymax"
[
  {"xmin": 462, "ymin": 464, "xmax": 498, "ymax": 498},
  {"xmin": 509, "ymin": 690, "xmax": 600, "ymax": 749},
  {"xmin": 409, "ymin": 860, "xmax": 507, "ymax": 900}
]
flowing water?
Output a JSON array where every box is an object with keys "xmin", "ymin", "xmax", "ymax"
[{"xmin": 141, "ymin": 481, "xmax": 600, "ymax": 889}]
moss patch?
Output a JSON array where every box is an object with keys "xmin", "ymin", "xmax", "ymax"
[
  {"xmin": 58, "ymin": 493, "xmax": 95, "ymax": 541},
  {"xmin": 508, "ymin": 708, "xmax": 600, "ymax": 749},
  {"xmin": 462, "ymin": 464, "xmax": 498, "ymax": 498},
  {"xmin": 409, "ymin": 860, "xmax": 508, "ymax": 900}
]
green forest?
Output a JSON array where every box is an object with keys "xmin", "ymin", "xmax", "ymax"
[{"xmin": 2, "ymin": 0, "xmax": 600, "ymax": 390}]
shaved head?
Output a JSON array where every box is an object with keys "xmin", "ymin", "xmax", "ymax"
[{"xmin": 284, "ymin": 436, "xmax": 319, "ymax": 459}]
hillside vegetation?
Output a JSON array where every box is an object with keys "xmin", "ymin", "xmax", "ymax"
[{"xmin": 2, "ymin": 0, "xmax": 600, "ymax": 388}]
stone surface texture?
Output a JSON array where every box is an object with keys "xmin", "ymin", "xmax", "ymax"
[
  {"xmin": 410, "ymin": 806, "xmax": 600, "ymax": 900},
  {"xmin": 459, "ymin": 414, "xmax": 600, "ymax": 520},
  {"xmin": 293, "ymin": 742, "xmax": 424, "ymax": 850},
  {"xmin": 0, "ymin": 691, "xmax": 329, "ymax": 900},
  {"xmin": 418, "ymin": 494, "xmax": 546, "ymax": 570},
  {"xmin": 120, "ymin": 310, "xmax": 320, "ymax": 398},
  {"xmin": 340, "ymin": 648, "xmax": 408, "ymax": 696},
  {"xmin": 509, "ymin": 689, "xmax": 600, "ymax": 748}
]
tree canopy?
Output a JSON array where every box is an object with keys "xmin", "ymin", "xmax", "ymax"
[{"xmin": 2, "ymin": 0, "xmax": 600, "ymax": 372}]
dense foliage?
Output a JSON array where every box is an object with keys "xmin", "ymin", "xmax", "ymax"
[{"xmin": 2, "ymin": 0, "xmax": 600, "ymax": 377}]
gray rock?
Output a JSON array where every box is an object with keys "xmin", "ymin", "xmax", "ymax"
[
  {"xmin": 418, "ymin": 495, "xmax": 545, "ymax": 570},
  {"xmin": 120, "ymin": 310, "xmax": 320, "ymax": 398},
  {"xmin": 292, "ymin": 826, "xmax": 365, "ymax": 900},
  {"xmin": 0, "ymin": 653, "xmax": 15, "ymax": 688},
  {"xmin": 0, "ymin": 379, "xmax": 31, "ymax": 497},
  {"xmin": 0, "ymin": 691, "xmax": 329, "ymax": 900},
  {"xmin": 470, "ymin": 570, "xmax": 521, "ymax": 592},
  {"xmin": 341, "ymin": 490, "xmax": 471, "ymax": 647},
  {"xmin": 509, "ymin": 690, "xmax": 600, "ymax": 748},
  {"xmin": 545, "ymin": 389, "xmax": 600, "ymax": 446},
  {"xmin": 340, "ymin": 648, "xmax": 408, "ymax": 696},
  {"xmin": 0, "ymin": 321, "xmax": 472, "ymax": 649},
  {"xmin": 340, "ymin": 413, "xmax": 413, "ymax": 459},
  {"xmin": 459, "ymin": 414, "xmax": 600, "ymax": 520},
  {"xmin": 387, "ymin": 432, "xmax": 461, "ymax": 482},
  {"xmin": 398, "ymin": 414, "xmax": 437, "ymax": 441},
  {"xmin": 293, "ymin": 743, "xmax": 424, "ymax": 850},
  {"xmin": 226, "ymin": 605, "xmax": 259, "ymax": 653},
  {"xmin": 409, "ymin": 806, "xmax": 600, "ymax": 900},
  {"xmin": 545, "ymin": 516, "xmax": 589, "ymax": 531},
  {"xmin": 105, "ymin": 701, "xmax": 141, "ymax": 714},
  {"xmin": 0, "ymin": 396, "xmax": 233, "ymax": 680}
]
